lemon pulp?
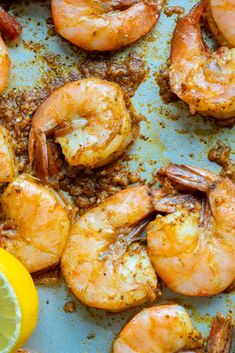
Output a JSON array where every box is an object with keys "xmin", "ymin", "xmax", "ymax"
[
  {"xmin": 0, "ymin": 248, "xmax": 38, "ymax": 353},
  {"xmin": 0, "ymin": 271, "xmax": 21, "ymax": 353}
]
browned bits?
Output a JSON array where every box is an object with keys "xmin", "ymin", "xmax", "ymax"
[
  {"xmin": 32, "ymin": 266, "xmax": 61, "ymax": 285},
  {"xmin": 46, "ymin": 17, "xmax": 54, "ymax": 25},
  {"xmin": 154, "ymin": 66, "xmax": 178, "ymax": 104},
  {"xmin": 127, "ymin": 171, "xmax": 141, "ymax": 184},
  {"xmin": 164, "ymin": 6, "xmax": 184, "ymax": 17},
  {"xmin": 60, "ymin": 160, "xmax": 144, "ymax": 215},
  {"xmin": 208, "ymin": 141, "xmax": 235, "ymax": 182},
  {"xmin": 185, "ymin": 329, "xmax": 203, "ymax": 351},
  {"xmin": 0, "ymin": 87, "xmax": 53, "ymax": 174},
  {"xmin": 87, "ymin": 333, "xmax": 96, "ymax": 340},
  {"xmin": 63, "ymin": 300, "xmax": 77, "ymax": 313},
  {"xmin": 79, "ymin": 53, "xmax": 146, "ymax": 98}
]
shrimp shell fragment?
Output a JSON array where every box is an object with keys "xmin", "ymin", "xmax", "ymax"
[{"xmin": 62, "ymin": 185, "xmax": 158, "ymax": 312}]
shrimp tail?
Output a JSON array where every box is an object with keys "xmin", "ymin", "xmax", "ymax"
[
  {"xmin": 207, "ymin": 313, "xmax": 233, "ymax": 353},
  {"xmin": 29, "ymin": 129, "xmax": 49, "ymax": 181},
  {"xmin": 36, "ymin": 133, "xmax": 49, "ymax": 181},
  {"xmin": 47, "ymin": 142, "xmax": 60, "ymax": 179},
  {"xmin": 170, "ymin": 1, "xmax": 206, "ymax": 64},
  {"xmin": 28, "ymin": 128, "xmax": 35, "ymax": 167},
  {"xmin": 0, "ymin": 6, "xmax": 22, "ymax": 40},
  {"xmin": 153, "ymin": 189, "xmax": 198, "ymax": 213},
  {"xmin": 157, "ymin": 164, "xmax": 217, "ymax": 192}
]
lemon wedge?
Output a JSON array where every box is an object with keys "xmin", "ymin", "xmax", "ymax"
[{"xmin": 0, "ymin": 248, "xmax": 39, "ymax": 353}]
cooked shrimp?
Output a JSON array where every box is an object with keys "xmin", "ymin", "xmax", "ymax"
[
  {"xmin": 113, "ymin": 304, "xmax": 233, "ymax": 353},
  {"xmin": 113, "ymin": 304, "xmax": 203, "ymax": 353},
  {"xmin": 62, "ymin": 185, "xmax": 159, "ymax": 312},
  {"xmin": 169, "ymin": 2, "xmax": 235, "ymax": 123},
  {"xmin": 147, "ymin": 164, "xmax": 235, "ymax": 296},
  {"xmin": 51, "ymin": 0, "xmax": 165, "ymax": 51},
  {"xmin": 0, "ymin": 174, "xmax": 71, "ymax": 273},
  {"xmin": 29, "ymin": 78, "xmax": 133, "ymax": 181},
  {"xmin": 0, "ymin": 6, "xmax": 22, "ymax": 92},
  {"xmin": 0, "ymin": 35, "xmax": 10, "ymax": 92},
  {"xmin": 0, "ymin": 125, "xmax": 17, "ymax": 182},
  {"xmin": 205, "ymin": 0, "xmax": 235, "ymax": 47}
]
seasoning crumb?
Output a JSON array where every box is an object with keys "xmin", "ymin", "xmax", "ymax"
[
  {"xmin": 164, "ymin": 6, "xmax": 185, "ymax": 17},
  {"xmin": 32, "ymin": 266, "xmax": 61, "ymax": 285},
  {"xmin": 63, "ymin": 300, "xmax": 77, "ymax": 313},
  {"xmin": 208, "ymin": 141, "xmax": 235, "ymax": 182},
  {"xmin": 87, "ymin": 333, "xmax": 96, "ymax": 340},
  {"xmin": 154, "ymin": 66, "xmax": 178, "ymax": 104},
  {"xmin": 127, "ymin": 171, "xmax": 141, "ymax": 184}
]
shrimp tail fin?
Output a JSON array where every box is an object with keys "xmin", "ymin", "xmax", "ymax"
[
  {"xmin": 170, "ymin": 1, "xmax": 206, "ymax": 64},
  {"xmin": 157, "ymin": 164, "xmax": 217, "ymax": 192},
  {"xmin": 207, "ymin": 313, "xmax": 233, "ymax": 353},
  {"xmin": 29, "ymin": 129, "xmax": 49, "ymax": 181},
  {"xmin": 189, "ymin": 1, "xmax": 207, "ymax": 23},
  {"xmin": 0, "ymin": 6, "xmax": 22, "ymax": 40},
  {"xmin": 28, "ymin": 128, "xmax": 36, "ymax": 167},
  {"xmin": 153, "ymin": 190, "xmax": 198, "ymax": 213}
]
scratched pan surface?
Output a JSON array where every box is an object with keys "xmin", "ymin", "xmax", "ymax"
[{"xmin": 5, "ymin": 0, "xmax": 235, "ymax": 352}]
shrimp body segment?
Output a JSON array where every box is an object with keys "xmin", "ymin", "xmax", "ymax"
[
  {"xmin": 0, "ymin": 36, "xmax": 10, "ymax": 92},
  {"xmin": 0, "ymin": 126, "xmax": 17, "ymax": 182},
  {"xmin": 113, "ymin": 304, "xmax": 197, "ymax": 353},
  {"xmin": 0, "ymin": 174, "xmax": 71, "ymax": 273},
  {"xmin": 29, "ymin": 78, "xmax": 133, "ymax": 181},
  {"xmin": 147, "ymin": 165, "xmax": 235, "ymax": 296},
  {"xmin": 51, "ymin": 0, "xmax": 165, "ymax": 51},
  {"xmin": 62, "ymin": 186, "xmax": 158, "ymax": 312},
  {"xmin": 169, "ymin": 3, "xmax": 235, "ymax": 122},
  {"xmin": 206, "ymin": 0, "xmax": 235, "ymax": 47}
]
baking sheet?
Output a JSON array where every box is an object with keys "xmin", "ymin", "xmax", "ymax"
[{"xmin": 6, "ymin": 0, "xmax": 234, "ymax": 352}]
